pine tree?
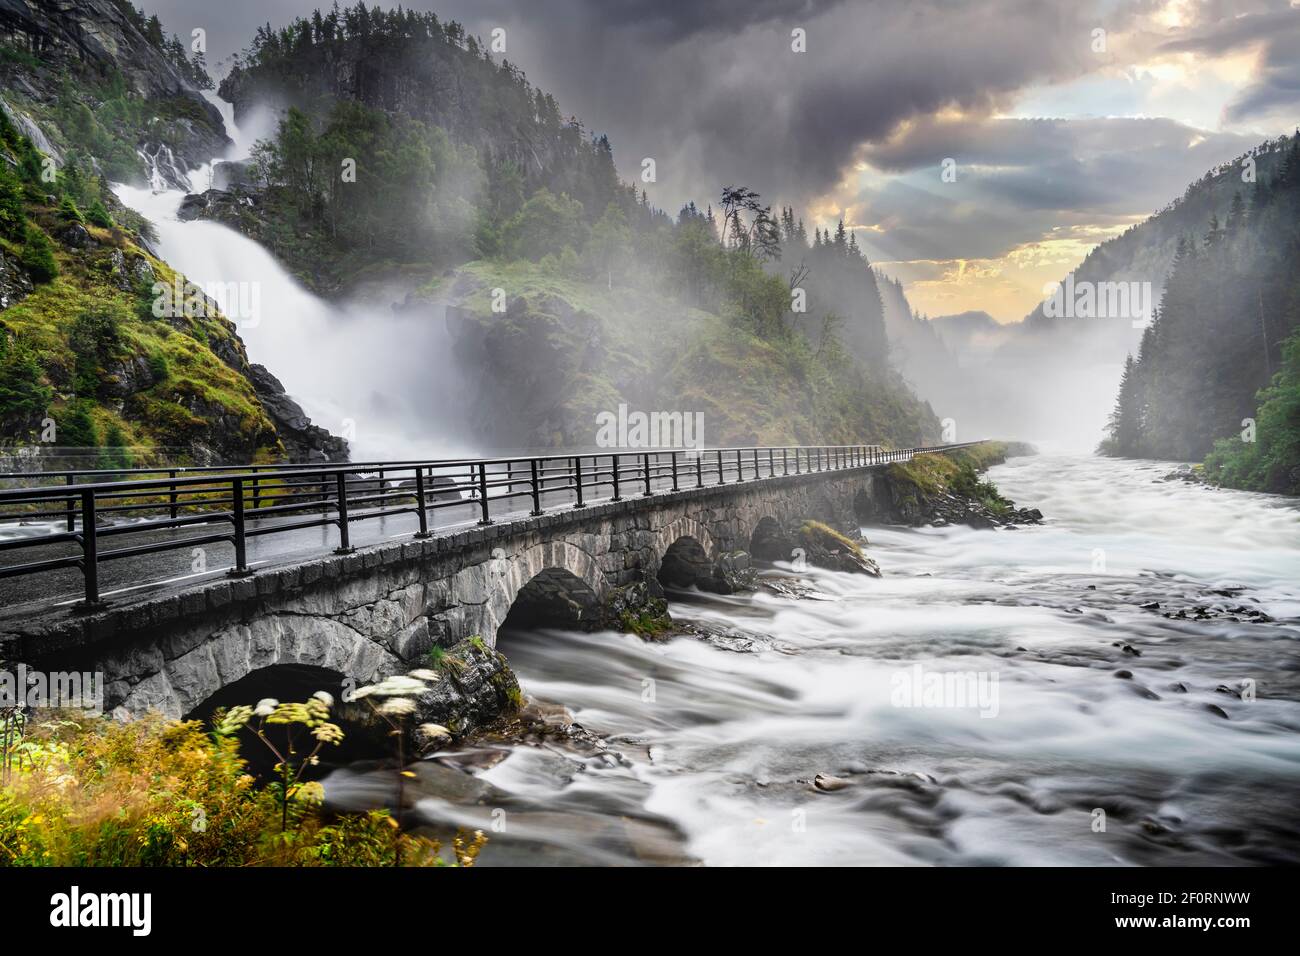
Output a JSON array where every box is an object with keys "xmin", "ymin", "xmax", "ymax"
[{"xmin": 19, "ymin": 226, "xmax": 58, "ymax": 283}]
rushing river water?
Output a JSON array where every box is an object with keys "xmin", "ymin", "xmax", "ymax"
[{"xmin": 326, "ymin": 452, "xmax": 1300, "ymax": 866}]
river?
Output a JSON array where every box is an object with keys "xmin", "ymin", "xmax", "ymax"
[
  {"xmin": 113, "ymin": 102, "xmax": 1300, "ymax": 868},
  {"xmin": 323, "ymin": 452, "xmax": 1300, "ymax": 866}
]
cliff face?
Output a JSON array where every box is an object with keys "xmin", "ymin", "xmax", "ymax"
[
  {"xmin": 0, "ymin": 0, "xmax": 229, "ymax": 186},
  {"xmin": 0, "ymin": 3, "xmax": 347, "ymax": 466}
]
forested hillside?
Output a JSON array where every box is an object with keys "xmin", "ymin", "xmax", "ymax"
[
  {"xmin": 1102, "ymin": 134, "xmax": 1300, "ymax": 494},
  {"xmin": 194, "ymin": 3, "xmax": 940, "ymax": 448}
]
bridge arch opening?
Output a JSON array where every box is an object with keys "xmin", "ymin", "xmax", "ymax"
[
  {"xmin": 657, "ymin": 535, "xmax": 715, "ymax": 590},
  {"xmin": 184, "ymin": 664, "xmax": 383, "ymax": 774},
  {"xmin": 749, "ymin": 516, "xmax": 790, "ymax": 563},
  {"xmin": 497, "ymin": 566, "xmax": 602, "ymax": 652}
]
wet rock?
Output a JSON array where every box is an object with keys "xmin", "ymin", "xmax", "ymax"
[
  {"xmin": 408, "ymin": 637, "xmax": 523, "ymax": 753},
  {"xmin": 59, "ymin": 222, "xmax": 94, "ymax": 249},
  {"xmin": 603, "ymin": 578, "xmax": 673, "ymax": 636},
  {"xmin": 247, "ymin": 363, "xmax": 350, "ymax": 463},
  {"xmin": 710, "ymin": 550, "xmax": 758, "ymax": 593},
  {"xmin": 1114, "ymin": 669, "xmax": 1133, "ymax": 679},
  {"xmin": 0, "ymin": 249, "xmax": 34, "ymax": 309},
  {"xmin": 796, "ymin": 520, "xmax": 881, "ymax": 576},
  {"xmin": 1204, "ymin": 703, "xmax": 1230, "ymax": 720},
  {"xmin": 1168, "ymin": 682, "xmax": 1188, "ymax": 693},
  {"xmin": 813, "ymin": 773, "xmax": 852, "ymax": 792}
]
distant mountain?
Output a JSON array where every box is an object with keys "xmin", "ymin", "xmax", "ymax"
[{"xmin": 928, "ymin": 310, "xmax": 1004, "ymax": 354}]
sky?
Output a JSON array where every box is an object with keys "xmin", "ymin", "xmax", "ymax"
[{"xmin": 141, "ymin": 0, "xmax": 1300, "ymax": 322}]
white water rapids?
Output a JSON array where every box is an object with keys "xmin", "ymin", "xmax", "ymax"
[{"xmin": 326, "ymin": 453, "xmax": 1299, "ymax": 866}]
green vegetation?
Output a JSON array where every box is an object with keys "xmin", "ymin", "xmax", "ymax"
[
  {"xmin": 1102, "ymin": 134, "xmax": 1300, "ymax": 494},
  {"xmin": 0, "ymin": 708, "xmax": 484, "ymax": 867},
  {"xmin": 799, "ymin": 520, "xmax": 864, "ymax": 558},
  {"xmin": 1203, "ymin": 329, "xmax": 1300, "ymax": 494},
  {"xmin": 222, "ymin": 3, "xmax": 936, "ymax": 445},
  {"xmin": 0, "ymin": 102, "xmax": 284, "ymax": 462},
  {"xmin": 886, "ymin": 442, "xmax": 1012, "ymax": 515}
]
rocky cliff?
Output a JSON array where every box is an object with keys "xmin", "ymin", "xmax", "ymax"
[{"xmin": 0, "ymin": 0, "xmax": 229, "ymax": 188}]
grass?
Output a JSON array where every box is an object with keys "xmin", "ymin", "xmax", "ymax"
[
  {"xmin": 885, "ymin": 441, "xmax": 1013, "ymax": 514},
  {"xmin": 2, "ymin": 215, "xmax": 283, "ymax": 463},
  {"xmin": 798, "ymin": 520, "xmax": 863, "ymax": 557}
]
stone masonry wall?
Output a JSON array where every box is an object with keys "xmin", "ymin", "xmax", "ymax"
[{"xmin": 1, "ymin": 467, "xmax": 880, "ymax": 719}]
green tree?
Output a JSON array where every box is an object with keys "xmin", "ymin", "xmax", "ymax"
[
  {"xmin": 501, "ymin": 188, "xmax": 586, "ymax": 261},
  {"xmin": 0, "ymin": 335, "xmax": 52, "ymax": 437},
  {"xmin": 86, "ymin": 198, "xmax": 114, "ymax": 228},
  {"xmin": 19, "ymin": 226, "xmax": 58, "ymax": 283},
  {"xmin": 58, "ymin": 401, "xmax": 99, "ymax": 449},
  {"xmin": 0, "ymin": 163, "xmax": 26, "ymax": 239}
]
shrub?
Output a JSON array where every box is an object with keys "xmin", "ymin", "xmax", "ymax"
[
  {"xmin": 0, "ymin": 705, "xmax": 486, "ymax": 867},
  {"xmin": 86, "ymin": 198, "xmax": 114, "ymax": 229},
  {"xmin": 18, "ymin": 226, "xmax": 58, "ymax": 283}
]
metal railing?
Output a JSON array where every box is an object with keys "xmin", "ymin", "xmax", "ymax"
[{"xmin": 0, "ymin": 442, "xmax": 977, "ymax": 606}]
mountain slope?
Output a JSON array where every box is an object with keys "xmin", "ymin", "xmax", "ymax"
[
  {"xmin": 1102, "ymin": 135, "xmax": 1300, "ymax": 492},
  {"xmin": 0, "ymin": 2, "xmax": 346, "ymax": 466}
]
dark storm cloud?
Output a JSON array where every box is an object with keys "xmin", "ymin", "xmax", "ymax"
[{"xmin": 141, "ymin": 0, "xmax": 1132, "ymax": 208}]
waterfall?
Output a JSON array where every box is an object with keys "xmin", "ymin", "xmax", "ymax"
[{"xmin": 115, "ymin": 97, "xmax": 476, "ymax": 462}]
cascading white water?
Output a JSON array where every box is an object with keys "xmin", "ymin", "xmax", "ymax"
[
  {"xmin": 113, "ymin": 95, "xmax": 476, "ymax": 462},
  {"xmin": 325, "ymin": 453, "xmax": 1300, "ymax": 866}
]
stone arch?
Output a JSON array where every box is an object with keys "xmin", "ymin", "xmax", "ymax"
[
  {"xmin": 655, "ymin": 514, "xmax": 719, "ymax": 563},
  {"xmin": 115, "ymin": 616, "xmax": 402, "ymax": 719},
  {"xmin": 748, "ymin": 515, "xmax": 790, "ymax": 562},
  {"xmin": 473, "ymin": 539, "xmax": 610, "ymax": 648}
]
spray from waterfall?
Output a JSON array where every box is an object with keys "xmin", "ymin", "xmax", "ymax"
[{"xmin": 115, "ymin": 96, "xmax": 478, "ymax": 462}]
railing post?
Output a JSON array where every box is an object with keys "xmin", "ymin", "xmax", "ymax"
[
  {"xmin": 717, "ymin": 449, "xmax": 725, "ymax": 484},
  {"xmin": 767, "ymin": 449, "xmax": 774, "ymax": 478},
  {"xmin": 573, "ymin": 456, "xmax": 586, "ymax": 509},
  {"xmin": 529, "ymin": 459, "xmax": 543, "ymax": 516},
  {"xmin": 642, "ymin": 453, "xmax": 652, "ymax": 497},
  {"xmin": 251, "ymin": 474, "xmax": 260, "ymax": 511},
  {"xmin": 476, "ymin": 462, "xmax": 492, "ymax": 525},
  {"xmin": 611, "ymin": 454, "xmax": 622, "ymax": 501},
  {"xmin": 413, "ymin": 468, "xmax": 431, "ymax": 538},
  {"xmin": 229, "ymin": 476, "xmax": 252, "ymax": 576},
  {"xmin": 80, "ymin": 490, "xmax": 99, "ymax": 605},
  {"xmin": 696, "ymin": 452, "xmax": 704, "ymax": 488},
  {"xmin": 334, "ymin": 472, "xmax": 355, "ymax": 554},
  {"xmin": 167, "ymin": 470, "xmax": 178, "ymax": 520},
  {"xmin": 65, "ymin": 474, "xmax": 75, "ymax": 531},
  {"xmin": 671, "ymin": 452, "xmax": 679, "ymax": 492},
  {"xmin": 782, "ymin": 448, "xmax": 788, "ymax": 476}
]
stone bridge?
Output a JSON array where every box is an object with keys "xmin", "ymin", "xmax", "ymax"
[{"xmin": 2, "ymin": 458, "xmax": 905, "ymax": 720}]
